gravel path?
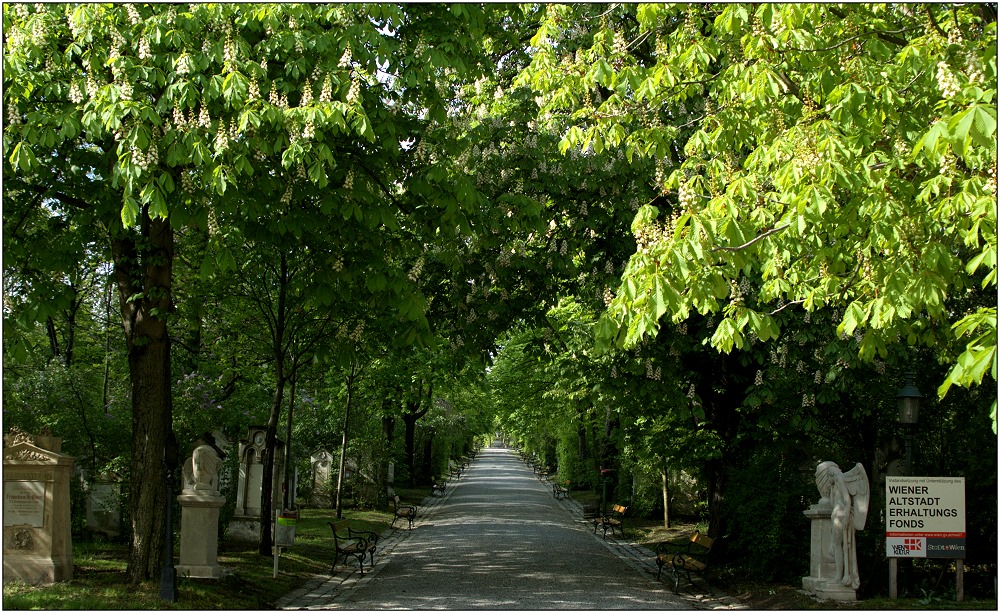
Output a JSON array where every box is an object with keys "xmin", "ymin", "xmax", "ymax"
[{"xmin": 276, "ymin": 448, "xmax": 744, "ymax": 610}]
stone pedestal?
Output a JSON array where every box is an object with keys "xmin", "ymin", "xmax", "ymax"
[
  {"xmin": 176, "ymin": 493, "xmax": 226, "ymax": 579},
  {"xmin": 3, "ymin": 430, "xmax": 74, "ymax": 584},
  {"xmin": 802, "ymin": 499, "xmax": 857, "ymax": 601}
]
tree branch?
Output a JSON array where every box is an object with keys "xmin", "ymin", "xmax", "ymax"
[{"xmin": 711, "ymin": 223, "xmax": 790, "ymax": 253}]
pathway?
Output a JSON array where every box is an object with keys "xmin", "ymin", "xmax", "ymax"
[{"xmin": 276, "ymin": 448, "xmax": 745, "ymax": 610}]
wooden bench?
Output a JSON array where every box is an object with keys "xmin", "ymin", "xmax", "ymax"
[
  {"xmin": 390, "ymin": 495, "xmax": 417, "ymax": 529},
  {"xmin": 552, "ymin": 480, "xmax": 570, "ymax": 499},
  {"xmin": 328, "ymin": 521, "xmax": 374, "ymax": 574},
  {"xmin": 432, "ymin": 479, "xmax": 447, "ymax": 495},
  {"xmin": 593, "ymin": 504, "xmax": 627, "ymax": 538},
  {"xmin": 655, "ymin": 530, "xmax": 717, "ymax": 594}
]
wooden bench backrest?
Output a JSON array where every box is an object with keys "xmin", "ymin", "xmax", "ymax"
[
  {"xmin": 690, "ymin": 530, "xmax": 714, "ymax": 550},
  {"xmin": 330, "ymin": 520, "xmax": 349, "ymax": 534},
  {"xmin": 612, "ymin": 504, "xmax": 627, "ymax": 515}
]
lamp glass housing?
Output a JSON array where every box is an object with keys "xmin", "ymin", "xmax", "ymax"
[{"xmin": 897, "ymin": 396, "xmax": 920, "ymax": 424}]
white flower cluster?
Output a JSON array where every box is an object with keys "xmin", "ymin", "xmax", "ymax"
[
  {"xmin": 730, "ymin": 276, "xmax": 752, "ymax": 304},
  {"xmin": 176, "ymin": 53, "xmax": 194, "ymax": 76},
  {"xmin": 338, "ymin": 45, "xmax": 352, "ymax": 68},
  {"xmin": 408, "ymin": 257, "xmax": 424, "ymax": 282},
  {"xmin": 214, "ymin": 122, "xmax": 229, "ymax": 151},
  {"xmin": 677, "ymin": 322, "xmax": 687, "ymax": 335},
  {"xmin": 268, "ymin": 87, "xmax": 289, "ymax": 108},
  {"xmin": 280, "ymin": 183, "xmax": 292, "ymax": 205},
  {"xmin": 770, "ymin": 343, "xmax": 788, "ymax": 367},
  {"xmin": 936, "ymin": 61, "xmax": 961, "ymax": 99},
  {"xmin": 207, "ymin": 209, "xmax": 219, "ymax": 235},
  {"xmin": 755, "ymin": 370, "xmax": 764, "ymax": 385},
  {"xmin": 985, "ymin": 165, "xmax": 997, "ymax": 196},
  {"xmin": 120, "ymin": 81, "xmax": 133, "ymax": 101},
  {"xmin": 302, "ymin": 117, "xmax": 316, "ymax": 140},
  {"xmin": 137, "ymin": 37, "xmax": 151, "ymax": 61},
  {"xmin": 331, "ymin": 256, "xmax": 344, "ymax": 272},
  {"xmin": 686, "ymin": 383, "xmax": 697, "ymax": 399},
  {"xmin": 350, "ymin": 320, "xmax": 364, "ymax": 342},
  {"xmin": 645, "ymin": 360, "xmax": 662, "ymax": 381},
  {"xmin": 873, "ymin": 358, "xmax": 886, "ymax": 375},
  {"xmin": 965, "ymin": 54, "xmax": 985, "ymax": 84},
  {"xmin": 802, "ymin": 393, "xmax": 816, "ymax": 408},
  {"xmin": 224, "ymin": 34, "xmax": 238, "ymax": 71},
  {"xmin": 181, "ymin": 171, "xmax": 195, "ymax": 194},
  {"xmin": 814, "ymin": 369, "xmax": 823, "ymax": 384},
  {"xmin": 343, "ymin": 169, "xmax": 354, "ymax": 190},
  {"xmin": 603, "ymin": 287, "xmax": 614, "ymax": 306},
  {"xmin": 8, "ymin": 103, "xmax": 21, "ymax": 125},
  {"xmin": 125, "ymin": 4, "xmax": 141, "ymax": 25},
  {"xmin": 68, "ymin": 81, "xmax": 85, "ymax": 104},
  {"xmin": 347, "ymin": 76, "xmax": 361, "ymax": 105},
  {"xmin": 132, "ymin": 135, "xmax": 159, "ymax": 172},
  {"xmin": 248, "ymin": 75, "xmax": 260, "ymax": 100},
  {"xmin": 678, "ymin": 181, "xmax": 697, "ymax": 210}
]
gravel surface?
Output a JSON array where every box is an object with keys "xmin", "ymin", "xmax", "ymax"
[{"xmin": 277, "ymin": 448, "xmax": 721, "ymax": 610}]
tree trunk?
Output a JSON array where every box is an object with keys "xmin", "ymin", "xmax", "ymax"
[
  {"xmin": 258, "ymin": 253, "xmax": 289, "ymax": 556},
  {"xmin": 282, "ymin": 363, "xmax": 297, "ymax": 510},
  {"xmin": 662, "ymin": 466, "xmax": 671, "ymax": 529},
  {"xmin": 335, "ymin": 364, "xmax": 357, "ymax": 519},
  {"xmin": 258, "ymin": 378, "xmax": 284, "ymax": 556},
  {"xmin": 401, "ymin": 380, "xmax": 431, "ymax": 488},
  {"xmin": 113, "ymin": 215, "xmax": 173, "ymax": 584}
]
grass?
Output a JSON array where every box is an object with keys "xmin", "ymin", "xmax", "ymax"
[{"xmin": 2, "ymin": 497, "xmax": 415, "ymax": 610}]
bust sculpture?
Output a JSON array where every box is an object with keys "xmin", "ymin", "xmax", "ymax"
[{"xmin": 182, "ymin": 430, "xmax": 228, "ymax": 495}]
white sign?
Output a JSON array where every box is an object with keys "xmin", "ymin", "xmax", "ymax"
[
  {"xmin": 885, "ymin": 476, "xmax": 965, "ymax": 558},
  {"xmin": 4, "ymin": 481, "xmax": 46, "ymax": 527}
]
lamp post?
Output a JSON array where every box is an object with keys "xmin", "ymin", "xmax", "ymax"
[
  {"xmin": 160, "ymin": 432, "xmax": 179, "ymax": 602},
  {"xmin": 895, "ymin": 371, "xmax": 922, "ymax": 476}
]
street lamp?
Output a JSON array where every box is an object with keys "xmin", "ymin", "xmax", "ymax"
[
  {"xmin": 160, "ymin": 431, "xmax": 179, "ymax": 602},
  {"xmin": 895, "ymin": 371, "xmax": 922, "ymax": 476}
]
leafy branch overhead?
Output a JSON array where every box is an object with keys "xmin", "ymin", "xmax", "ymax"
[{"xmin": 517, "ymin": 3, "xmax": 997, "ymax": 425}]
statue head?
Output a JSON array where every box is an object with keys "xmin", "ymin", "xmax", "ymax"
[{"xmin": 815, "ymin": 461, "xmax": 840, "ymax": 499}]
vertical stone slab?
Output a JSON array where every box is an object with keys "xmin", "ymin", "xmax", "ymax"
[
  {"xmin": 228, "ymin": 426, "xmax": 284, "ymax": 542},
  {"xmin": 3, "ymin": 429, "xmax": 74, "ymax": 584}
]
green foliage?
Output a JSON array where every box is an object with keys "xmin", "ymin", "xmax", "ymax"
[
  {"xmin": 516, "ymin": 3, "xmax": 998, "ymax": 428},
  {"xmin": 723, "ymin": 449, "xmax": 814, "ymax": 582}
]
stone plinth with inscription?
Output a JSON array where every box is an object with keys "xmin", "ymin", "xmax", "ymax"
[{"xmin": 3, "ymin": 428, "xmax": 74, "ymax": 584}]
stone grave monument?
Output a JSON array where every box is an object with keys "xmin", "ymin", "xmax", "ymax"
[
  {"xmin": 228, "ymin": 426, "xmax": 284, "ymax": 542},
  {"xmin": 176, "ymin": 430, "xmax": 229, "ymax": 579},
  {"xmin": 84, "ymin": 472, "xmax": 122, "ymax": 540},
  {"xmin": 3, "ymin": 427, "xmax": 74, "ymax": 584},
  {"xmin": 310, "ymin": 449, "xmax": 333, "ymax": 506},
  {"xmin": 802, "ymin": 460, "xmax": 870, "ymax": 601}
]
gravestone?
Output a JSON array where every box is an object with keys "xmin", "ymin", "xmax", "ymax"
[
  {"xmin": 3, "ymin": 427, "xmax": 74, "ymax": 584},
  {"xmin": 310, "ymin": 450, "xmax": 333, "ymax": 506},
  {"xmin": 84, "ymin": 474, "xmax": 121, "ymax": 540},
  {"xmin": 176, "ymin": 431, "xmax": 228, "ymax": 579},
  {"xmin": 228, "ymin": 426, "xmax": 284, "ymax": 542}
]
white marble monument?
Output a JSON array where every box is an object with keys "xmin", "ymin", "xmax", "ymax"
[
  {"xmin": 802, "ymin": 461, "xmax": 870, "ymax": 601},
  {"xmin": 176, "ymin": 431, "xmax": 229, "ymax": 579}
]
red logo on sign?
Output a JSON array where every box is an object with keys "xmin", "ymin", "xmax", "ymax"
[{"xmin": 905, "ymin": 538, "xmax": 922, "ymax": 552}]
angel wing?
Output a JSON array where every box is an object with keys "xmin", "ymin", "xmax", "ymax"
[{"xmin": 842, "ymin": 462, "xmax": 870, "ymax": 530}]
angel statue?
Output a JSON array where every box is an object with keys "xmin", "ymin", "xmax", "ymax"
[{"xmin": 815, "ymin": 461, "xmax": 869, "ymax": 590}]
